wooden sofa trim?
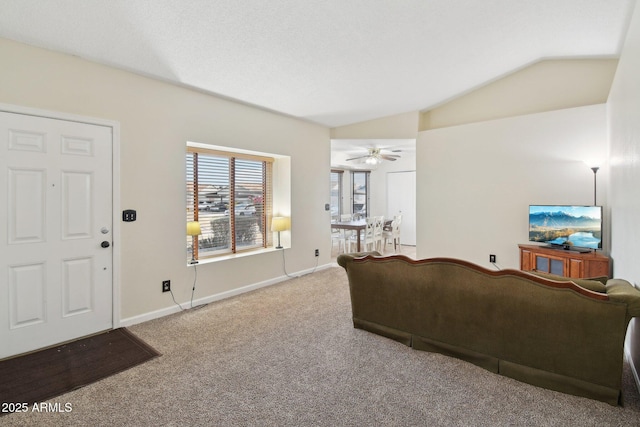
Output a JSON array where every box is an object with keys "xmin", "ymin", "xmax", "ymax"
[{"xmin": 352, "ymin": 254, "xmax": 610, "ymax": 301}]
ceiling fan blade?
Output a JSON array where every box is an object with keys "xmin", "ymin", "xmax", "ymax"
[
  {"xmin": 346, "ymin": 155, "xmax": 369, "ymax": 161},
  {"xmin": 380, "ymin": 155, "xmax": 400, "ymax": 161}
]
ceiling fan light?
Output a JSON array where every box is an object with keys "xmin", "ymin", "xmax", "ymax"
[{"xmin": 365, "ymin": 156, "xmax": 378, "ymax": 165}]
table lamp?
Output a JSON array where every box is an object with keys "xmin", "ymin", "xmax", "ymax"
[
  {"xmin": 271, "ymin": 217, "xmax": 290, "ymax": 249},
  {"xmin": 187, "ymin": 221, "xmax": 202, "ymax": 264}
]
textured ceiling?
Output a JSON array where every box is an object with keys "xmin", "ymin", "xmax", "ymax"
[{"xmin": 0, "ymin": 0, "xmax": 635, "ymax": 128}]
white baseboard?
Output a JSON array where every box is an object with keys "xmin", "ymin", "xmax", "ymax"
[
  {"xmin": 627, "ymin": 348, "xmax": 640, "ymax": 395},
  {"xmin": 625, "ymin": 318, "xmax": 640, "ymax": 395},
  {"xmin": 120, "ymin": 262, "xmax": 334, "ymax": 327}
]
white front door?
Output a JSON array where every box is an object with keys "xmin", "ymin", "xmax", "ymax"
[{"xmin": 0, "ymin": 111, "xmax": 113, "ymax": 359}]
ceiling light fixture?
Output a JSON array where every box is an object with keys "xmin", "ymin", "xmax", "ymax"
[
  {"xmin": 346, "ymin": 147, "xmax": 400, "ymax": 164},
  {"xmin": 365, "ymin": 156, "xmax": 379, "ymax": 165}
]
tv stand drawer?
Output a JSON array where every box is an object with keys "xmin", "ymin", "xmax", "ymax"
[{"xmin": 518, "ymin": 244, "xmax": 610, "ymax": 278}]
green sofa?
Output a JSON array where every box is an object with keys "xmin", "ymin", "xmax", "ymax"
[{"xmin": 337, "ymin": 252, "xmax": 640, "ymax": 405}]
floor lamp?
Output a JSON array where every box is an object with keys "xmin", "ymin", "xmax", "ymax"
[
  {"xmin": 271, "ymin": 217, "xmax": 290, "ymax": 249},
  {"xmin": 591, "ymin": 166, "xmax": 599, "ymax": 206}
]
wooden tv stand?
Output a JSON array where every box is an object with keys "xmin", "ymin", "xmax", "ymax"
[{"xmin": 519, "ymin": 244, "xmax": 610, "ymax": 279}]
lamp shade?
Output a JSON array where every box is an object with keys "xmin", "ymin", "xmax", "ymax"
[
  {"xmin": 271, "ymin": 216, "xmax": 290, "ymax": 232},
  {"xmin": 186, "ymin": 221, "xmax": 202, "ymax": 236}
]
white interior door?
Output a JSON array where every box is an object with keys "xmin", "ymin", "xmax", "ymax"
[
  {"xmin": 0, "ymin": 111, "xmax": 113, "ymax": 359},
  {"xmin": 387, "ymin": 171, "xmax": 416, "ymax": 246}
]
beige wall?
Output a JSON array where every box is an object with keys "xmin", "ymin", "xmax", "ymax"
[
  {"xmin": 416, "ymin": 104, "xmax": 608, "ymax": 268},
  {"xmin": 421, "ymin": 58, "xmax": 618, "ymax": 130},
  {"xmin": 330, "ymin": 111, "xmax": 420, "ymax": 139},
  {"xmin": 607, "ymin": 2, "xmax": 640, "ymax": 387},
  {"xmin": 367, "ymin": 155, "xmax": 416, "ymax": 216},
  {"xmin": 330, "ymin": 59, "xmax": 617, "ymax": 138},
  {"xmin": 0, "ymin": 38, "xmax": 332, "ymax": 323}
]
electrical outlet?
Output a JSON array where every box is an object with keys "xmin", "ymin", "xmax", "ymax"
[
  {"xmin": 489, "ymin": 254, "xmax": 496, "ymax": 263},
  {"xmin": 162, "ymin": 280, "xmax": 171, "ymax": 293},
  {"xmin": 315, "ymin": 249, "xmax": 319, "ymax": 257}
]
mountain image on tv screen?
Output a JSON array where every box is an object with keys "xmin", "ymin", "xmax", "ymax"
[{"xmin": 529, "ymin": 205, "xmax": 602, "ymax": 249}]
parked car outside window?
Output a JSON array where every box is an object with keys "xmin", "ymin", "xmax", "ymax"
[
  {"xmin": 199, "ymin": 201, "xmax": 228, "ymax": 212},
  {"xmin": 198, "ymin": 201, "xmax": 215, "ymax": 210},
  {"xmin": 225, "ymin": 204, "xmax": 256, "ymax": 216}
]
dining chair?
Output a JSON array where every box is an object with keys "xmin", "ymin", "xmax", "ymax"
[
  {"xmin": 383, "ymin": 215, "xmax": 402, "ymax": 252},
  {"xmin": 331, "ymin": 219, "xmax": 343, "ymax": 253},
  {"xmin": 373, "ymin": 216, "xmax": 384, "ymax": 252},
  {"xmin": 332, "ymin": 214, "xmax": 356, "ymax": 253},
  {"xmin": 349, "ymin": 216, "xmax": 375, "ymax": 252}
]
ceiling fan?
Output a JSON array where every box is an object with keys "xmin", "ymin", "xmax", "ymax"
[{"xmin": 346, "ymin": 148, "xmax": 401, "ymax": 165}]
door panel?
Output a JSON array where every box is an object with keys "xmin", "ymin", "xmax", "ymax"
[
  {"xmin": 1, "ymin": 111, "xmax": 113, "ymax": 359},
  {"xmin": 9, "ymin": 263, "xmax": 46, "ymax": 328},
  {"xmin": 62, "ymin": 171, "xmax": 93, "ymax": 239},
  {"xmin": 8, "ymin": 129, "xmax": 46, "ymax": 152},
  {"xmin": 8, "ymin": 168, "xmax": 46, "ymax": 244},
  {"xmin": 62, "ymin": 257, "xmax": 94, "ymax": 317}
]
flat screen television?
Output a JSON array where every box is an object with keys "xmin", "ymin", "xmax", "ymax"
[{"xmin": 528, "ymin": 205, "xmax": 602, "ymax": 250}]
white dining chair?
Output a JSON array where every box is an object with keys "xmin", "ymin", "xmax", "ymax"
[
  {"xmin": 332, "ymin": 214, "xmax": 356, "ymax": 253},
  {"xmin": 383, "ymin": 215, "xmax": 402, "ymax": 252},
  {"xmin": 349, "ymin": 216, "xmax": 375, "ymax": 252},
  {"xmin": 373, "ymin": 216, "xmax": 384, "ymax": 252},
  {"xmin": 331, "ymin": 220, "xmax": 343, "ymax": 253}
]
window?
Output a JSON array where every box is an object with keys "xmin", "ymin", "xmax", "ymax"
[
  {"xmin": 186, "ymin": 145, "xmax": 273, "ymax": 262},
  {"xmin": 330, "ymin": 170, "xmax": 343, "ymax": 221},
  {"xmin": 352, "ymin": 171, "xmax": 369, "ymax": 218}
]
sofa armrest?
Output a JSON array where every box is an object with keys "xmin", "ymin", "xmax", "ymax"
[
  {"xmin": 606, "ymin": 279, "xmax": 640, "ymax": 317},
  {"xmin": 337, "ymin": 251, "xmax": 381, "ymax": 269}
]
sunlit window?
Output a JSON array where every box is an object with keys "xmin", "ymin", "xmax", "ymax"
[
  {"xmin": 352, "ymin": 171, "xmax": 369, "ymax": 219},
  {"xmin": 186, "ymin": 145, "xmax": 273, "ymax": 261},
  {"xmin": 330, "ymin": 170, "xmax": 343, "ymax": 220}
]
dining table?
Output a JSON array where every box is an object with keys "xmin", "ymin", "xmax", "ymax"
[{"xmin": 331, "ymin": 219, "xmax": 367, "ymax": 252}]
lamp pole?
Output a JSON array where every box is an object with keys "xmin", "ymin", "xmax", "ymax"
[{"xmin": 591, "ymin": 166, "xmax": 599, "ymax": 206}]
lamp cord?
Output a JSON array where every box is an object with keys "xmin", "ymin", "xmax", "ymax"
[
  {"xmin": 169, "ymin": 288, "xmax": 187, "ymax": 311},
  {"xmin": 190, "ymin": 263, "xmax": 197, "ymax": 308},
  {"xmin": 281, "ymin": 248, "xmax": 296, "ymax": 278},
  {"xmin": 169, "ymin": 263, "xmax": 200, "ymax": 311},
  {"xmin": 280, "ymin": 248, "xmax": 319, "ymax": 278},
  {"xmin": 174, "ymin": 251, "xmax": 318, "ymax": 310}
]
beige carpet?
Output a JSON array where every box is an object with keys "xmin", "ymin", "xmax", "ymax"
[{"xmin": 4, "ymin": 266, "xmax": 640, "ymax": 426}]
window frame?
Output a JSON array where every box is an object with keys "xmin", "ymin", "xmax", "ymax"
[
  {"xmin": 351, "ymin": 171, "xmax": 370, "ymax": 219},
  {"xmin": 330, "ymin": 170, "xmax": 343, "ymax": 221},
  {"xmin": 186, "ymin": 145, "xmax": 274, "ymax": 262}
]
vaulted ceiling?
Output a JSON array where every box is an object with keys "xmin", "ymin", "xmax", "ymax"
[{"xmin": 0, "ymin": 1, "xmax": 634, "ymax": 128}]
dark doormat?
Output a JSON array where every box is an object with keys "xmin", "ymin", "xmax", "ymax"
[{"xmin": 0, "ymin": 328, "xmax": 160, "ymax": 413}]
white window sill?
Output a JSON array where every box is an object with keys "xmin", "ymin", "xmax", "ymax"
[{"xmin": 187, "ymin": 246, "xmax": 289, "ymax": 266}]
